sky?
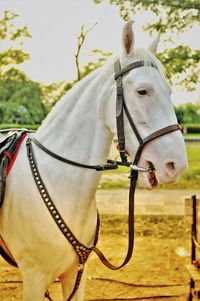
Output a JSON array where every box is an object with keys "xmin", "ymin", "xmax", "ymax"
[{"xmin": 1, "ymin": 0, "xmax": 200, "ymax": 105}]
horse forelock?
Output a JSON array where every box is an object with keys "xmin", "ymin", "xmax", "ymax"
[{"xmin": 120, "ymin": 47, "xmax": 167, "ymax": 81}]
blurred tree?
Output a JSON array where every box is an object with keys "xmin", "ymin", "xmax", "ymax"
[
  {"xmin": 74, "ymin": 23, "xmax": 97, "ymax": 81},
  {"xmin": 0, "ymin": 10, "xmax": 47, "ymax": 124},
  {"xmin": 0, "ymin": 11, "xmax": 113, "ymax": 114},
  {"xmin": 43, "ymin": 25, "xmax": 113, "ymax": 106},
  {"xmin": 0, "ymin": 69, "xmax": 47, "ymax": 124},
  {"xmin": 0, "ymin": 10, "xmax": 31, "ymax": 74},
  {"xmin": 41, "ymin": 81, "xmax": 74, "ymax": 108},
  {"xmin": 93, "ymin": 0, "xmax": 199, "ymax": 31},
  {"xmin": 80, "ymin": 49, "xmax": 112, "ymax": 78},
  {"xmin": 158, "ymin": 46, "xmax": 200, "ymax": 91},
  {"xmin": 175, "ymin": 102, "xmax": 200, "ymax": 124},
  {"xmin": 93, "ymin": 0, "xmax": 200, "ymax": 91},
  {"xmin": 74, "ymin": 24, "xmax": 113, "ymax": 81}
]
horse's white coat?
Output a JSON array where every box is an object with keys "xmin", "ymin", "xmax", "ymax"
[{"xmin": 0, "ymin": 23, "xmax": 187, "ymax": 300}]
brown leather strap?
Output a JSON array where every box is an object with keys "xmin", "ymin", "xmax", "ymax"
[
  {"xmin": 0, "ymin": 236, "xmax": 18, "ymax": 267},
  {"xmin": 26, "ymin": 138, "xmax": 100, "ymax": 301},
  {"xmin": 133, "ymin": 124, "xmax": 181, "ymax": 165},
  {"xmin": 114, "ymin": 60, "xmax": 128, "ymax": 163},
  {"xmin": 123, "ymin": 100, "xmax": 143, "ymax": 145},
  {"xmin": 31, "ymin": 137, "xmax": 118, "ymax": 171},
  {"xmin": 92, "ymin": 170, "xmax": 138, "ymax": 270},
  {"xmin": 114, "ymin": 60, "xmax": 156, "ymax": 79},
  {"xmin": 142, "ymin": 124, "xmax": 181, "ymax": 146}
]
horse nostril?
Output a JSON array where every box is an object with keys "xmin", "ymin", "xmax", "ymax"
[{"xmin": 165, "ymin": 161, "xmax": 176, "ymax": 177}]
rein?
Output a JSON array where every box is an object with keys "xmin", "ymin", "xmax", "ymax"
[
  {"xmin": 30, "ymin": 137, "xmax": 119, "ymax": 171},
  {"xmin": 26, "ymin": 59, "xmax": 181, "ymax": 300}
]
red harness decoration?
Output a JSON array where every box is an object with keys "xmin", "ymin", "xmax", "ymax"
[{"xmin": 5, "ymin": 133, "xmax": 27, "ymax": 176}]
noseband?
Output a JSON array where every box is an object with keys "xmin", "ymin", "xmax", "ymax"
[{"xmin": 26, "ymin": 59, "xmax": 181, "ymax": 300}]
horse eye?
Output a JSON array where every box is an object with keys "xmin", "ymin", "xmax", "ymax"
[{"xmin": 137, "ymin": 89, "xmax": 147, "ymax": 96}]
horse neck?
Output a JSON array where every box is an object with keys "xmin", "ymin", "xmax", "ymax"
[{"xmin": 35, "ymin": 63, "xmax": 115, "ymax": 165}]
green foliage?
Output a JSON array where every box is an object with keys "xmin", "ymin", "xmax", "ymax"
[
  {"xmin": 158, "ymin": 46, "xmax": 200, "ymax": 91},
  {"xmin": 94, "ymin": 0, "xmax": 200, "ymax": 92},
  {"xmin": 41, "ymin": 81, "xmax": 74, "ymax": 108},
  {"xmin": 0, "ymin": 10, "xmax": 31, "ymax": 40},
  {"xmin": 80, "ymin": 49, "xmax": 112, "ymax": 79},
  {"xmin": 165, "ymin": 142, "xmax": 200, "ymax": 189},
  {"xmin": 0, "ymin": 124, "xmax": 39, "ymax": 131},
  {"xmin": 0, "ymin": 10, "xmax": 31, "ymax": 74},
  {"xmin": 175, "ymin": 103, "xmax": 200, "ymax": 124},
  {"xmin": 0, "ymin": 47, "xmax": 30, "ymax": 68},
  {"xmin": 0, "ymin": 11, "xmax": 47, "ymax": 124},
  {"xmin": 0, "ymin": 69, "xmax": 47, "ymax": 124},
  {"xmin": 94, "ymin": 0, "xmax": 200, "ymax": 31}
]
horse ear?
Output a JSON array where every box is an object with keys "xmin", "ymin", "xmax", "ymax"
[
  {"xmin": 122, "ymin": 21, "xmax": 135, "ymax": 55},
  {"xmin": 148, "ymin": 31, "xmax": 161, "ymax": 54}
]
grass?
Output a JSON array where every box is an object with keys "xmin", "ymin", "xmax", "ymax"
[
  {"xmin": 0, "ymin": 124, "xmax": 39, "ymax": 131},
  {"xmin": 100, "ymin": 141, "xmax": 200, "ymax": 190},
  {"xmin": 173, "ymin": 141, "xmax": 200, "ymax": 189},
  {"xmin": 160, "ymin": 142, "xmax": 200, "ymax": 189}
]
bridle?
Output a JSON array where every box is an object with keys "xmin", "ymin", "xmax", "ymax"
[
  {"xmin": 25, "ymin": 59, "xmax": 181, "ymax": 300},
  {"xmin": 114, "ymin": 59, "xmax": 180, "ymax": 171}
]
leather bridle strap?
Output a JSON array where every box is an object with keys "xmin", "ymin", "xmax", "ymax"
[
  {"xmin": 114, "ymin": 59, "xmax": 181, "ymax": 169},
  {"xmin": 115, "ymin": 60, "xmax": 128, "ymax": 163},
  {"xmin": 26, "ymin": 138, "xmax": 100, "ymax": 301},
  {"xmin": 133, "ymin": 124, "xmax": 181, "ymax": 166},
  {"xmin": 114, "ymin": 60, "xmax": 144, "ymax": 163},
  {"xmin": 114, "ymin": 61, "xmax": 155, "ymax": 79},
  {"xmin": 91, "ymin": 61, "xmax": 181, "ymax": 270},
  {"xmin": 92, "ymin": 169, "xmax": 138, "ymax": 270},
  {"xmin": 30, "ymin": 137, "xmax": 118, "ymax": 171}
]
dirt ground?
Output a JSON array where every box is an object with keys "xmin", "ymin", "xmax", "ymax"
[{"xmin": 0, "ymin": 189, "xmax": 199, "ymax": 301}]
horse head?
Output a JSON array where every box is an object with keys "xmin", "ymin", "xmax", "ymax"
[{"xmin": 107, "ymin": 21, "xmax": 188, "ymax": 189}]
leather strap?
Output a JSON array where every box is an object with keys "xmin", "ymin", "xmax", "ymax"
[
  {"xmin": 123, "ymin": 100, "xmax": 143, "ymax": 145},
  {"xmin": 31, "ymin": 137, "xmax": 118, "ymax": 171},
  {"xmin": 92, "ymin": 169, "xmax": 138, "ymax": 269},
  {"xmin": 114, "ymin": 60, "xmax": 155, "ymax": 79},
  {"xmin": 142, "ymin": 124, "xmax": 181, "ymax": 145},
  {"xmin": 133, "ymin": 124, "xmax": 181, "ymax": 165},
  {"xmin": 26, "ymin": 138, "xmax": 100, "ymax": 301},
  {"xmin": 0, "ymin": 236, "xmax": 18, "ymax": 267},
  {"xmin": 114, "ymin": 60, "xmax": 127, "ymax": 163},
  {"xmin": 114, "ymin": 59, "xmax": 181, "ymax": 168}
]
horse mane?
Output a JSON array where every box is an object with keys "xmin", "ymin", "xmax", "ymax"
[
  {"xmin": 132, "ymin": 47, "xmax": 167, "ymax": 79},
  {"xmin": 39, "ymin": 48, "xmax": 167, "ymax": 131}
]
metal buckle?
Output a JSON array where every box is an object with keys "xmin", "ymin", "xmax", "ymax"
[{"xmin": 130, "ymin": 164, "xmax": 154, "ymax": 172}]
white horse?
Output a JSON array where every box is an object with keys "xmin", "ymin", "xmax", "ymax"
[{"xmin": 0, "ymin": 22, "xmax": 187, "ymax": 300}]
